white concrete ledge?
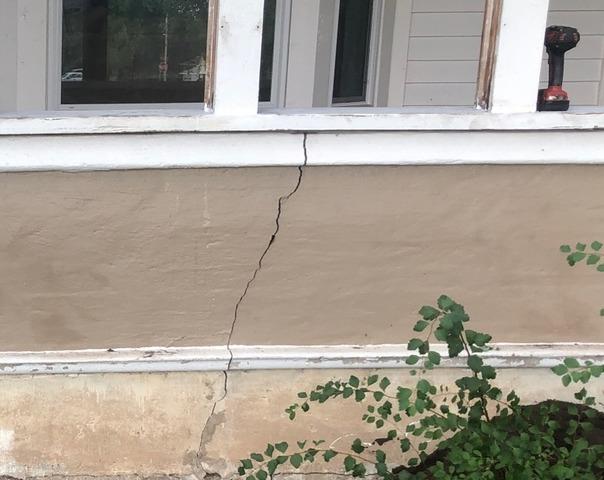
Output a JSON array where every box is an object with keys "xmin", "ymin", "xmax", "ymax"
[
  {"xmin": 2, "ymin": 129, "xmax": 604, "ymax": 172},
  {"xmin": 0, "ymin": 343, "xmax": 601, "ymax": 375},
  {"xmin": 2, "ymin": 109, "xmax": 604, "ymax": 136}
]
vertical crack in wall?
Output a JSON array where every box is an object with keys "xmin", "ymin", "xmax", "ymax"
[
  {"xmin": 226, "ymin": 132, "xmax": 308, "ymax": 369},
  {"xmin": 196, "ymin": 134, "xmax": 309, "ymax": 477}
]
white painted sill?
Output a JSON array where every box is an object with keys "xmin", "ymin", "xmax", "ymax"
[
  {"xmin": 0, "ymin": 343, "xmax": 602, "ymax": 375},
  {"xmin": 2, "ymin": 107, "xmax": 604, "ymax": 135}
]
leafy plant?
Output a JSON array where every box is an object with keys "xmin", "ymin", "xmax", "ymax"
[
  {"xmin": 560, "ymin": 241, "xmax": 604, "ymax": 315},
  {"xmin": 238, "ymin": 296, "xmax": 604, "ymax": 479}
]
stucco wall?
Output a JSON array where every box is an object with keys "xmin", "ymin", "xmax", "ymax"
[
  {"xmin": 0, "ymin": 165, "xmax": 603, "ymax": 351},
  {"xmin": 0, "ymin": 369, "xmax": 601, "ymax": 478}
]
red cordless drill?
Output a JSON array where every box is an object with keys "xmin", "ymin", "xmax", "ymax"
[{"xmin": 538, "ymin": 25, "xmax": 580, "ymax": 111}]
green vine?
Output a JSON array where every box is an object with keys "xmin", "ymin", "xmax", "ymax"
[
  {"xmin": 238, "ymin": 295, "xmax": 604, "ymax": 479},
  {"xmin": 560, "ymin": 241, "xmax": 604, "ymax": 315}
]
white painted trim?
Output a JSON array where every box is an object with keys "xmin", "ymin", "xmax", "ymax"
[
  {"xmin": 212, "ymin": 0, "xmax": 264, "ymax": 115},
  {"xmin": 384, "ymin": 0, "xmax": 412, "ymax": 107},
  {"xmin": 259, "ymin": 0, "xmax": 292, "ymax": 108},
  {"xmin": 0, "ymin": 343, "xmax": 601, "ymax": 375},
  {"xmin": 3, "ymin": 109, "xmax": 604, "ymax": 136},
  {"xmin": 283, "ymin": 0, "xmax": 321, "ymax": 108},
  {"xmin": 0, "ymin": 132, "xmax": 305, "ymax": 172},
  {"xmin": 3, "ymin": 126, "xmax": 604, "ymax": 171},
  {"xmin": 490, "ymin": 0, "xmax": 550, "ymax": 113}
]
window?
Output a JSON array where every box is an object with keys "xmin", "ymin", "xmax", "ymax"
[
  {"xmin": 262, "ymin": 0, "xmax": 487, "ymax": 109},
  {"xmin": 332, "ymin": 0, "xmax": 374, "ymax": 104},
  {"xmin": 61, "ymin": 0, "xmax": 210, "ymax": 105}
]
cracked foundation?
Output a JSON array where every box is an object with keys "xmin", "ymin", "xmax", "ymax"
[{"xmin": 1, "ymin": 165, "xmax": 604, "ymax": 477}]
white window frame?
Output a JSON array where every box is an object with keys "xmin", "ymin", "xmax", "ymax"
[
  {"xmin": 259, "ymin": 0, "xmax": 291, "ymax": 109},
  {"xmin": 48, "ymin": 0, "xmax": 210, "ymax": 111},
  {"xmin": 6, "ymin": 0, "xmax": 604, "ymax": 173}
]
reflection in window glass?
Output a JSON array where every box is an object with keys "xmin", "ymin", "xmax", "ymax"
[
  {"xmin": 332, "ymin": 0, "xmax": 373, "ymax": 104},
  {"xmin": 61, "ymin": 0, "xmax": 208, "ymax": 104}
]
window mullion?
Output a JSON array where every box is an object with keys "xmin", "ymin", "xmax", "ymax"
[
  {"xmin": 490, "ymin": 0, "xmax": 550, "ymax": 113},
  {"xmin": 208, "ymin": 0, "xmax": 265, "ymax": 115}
]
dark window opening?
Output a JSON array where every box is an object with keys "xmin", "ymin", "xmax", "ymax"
[
  {"xmin": 332, "ymin": 0, "xmax": 373, "ymax": 104},
  {"xmin": 259, "ymin": 0, "xmax": 276, "ymax": 103}
]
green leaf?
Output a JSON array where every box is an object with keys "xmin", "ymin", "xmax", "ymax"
[
  {"xmin": 551, "ymin": 364, "xmax": 568, "ymax": 376},
  {"xmin": 264, "ymin": 444, "xmax": 274, "ymax": 457},
  {"xmin": 367, "ymin": 374, "xmax": 379, "ymax": 386},
  {"xmin": 376, "ymin": 450, "xmax": 386, "ymax": 463},
  {"xmin": 351, "ymin": 438, "xmax": 365, "ymax": 454},
  {"xmin": 352, "ymin": 463, "xmax": 366, "ymax": 478},
  {"xmin": 408, "ymin": 338, "xmax": 424, "ymax": 351},
  {"xmin": 297, "ymin": 441, "xmax": 306, "ymax": 449},
  {"xmin": 290, "ymin": 454, "xmax": 303, "ymax": 469},
  {"xmin": 600, "ymin": 308, "xmax": 604, "ymax": 316},
  {"xmin": 419, "ymin": 305, "xmax": 440, "ymax": 320},
  {"xmin": 467, "ymin": 355, "xmax": 483, "ymax": 373},
  {"xmin": 267, "ymin": 459, "xmax": 278, "ymax": 475},
  {"xmin": 323, "ymin": 450, "xmax": 337, "ymax": 462},
  {"xmin": 344, "ymin": 456, "xmax": 356, "ymax": 472},
  {"xmin": 355, "ymin": 390, "xmax": 365, "ymax": 401},
  {"xmin": 413, "ymin": 320, "xmax": 430, "ymax": 332},
  {"xmin": 562, "ymin": 374, "xmax": 571, "ymax": 387},
  {"xmin": 400, "ymin": 438, "xmax": 411, "ymax": 452},
  {"xmin": 417, "ymin": 379, "xmax": 430, "ymax": 394},
  {"xmin": 250, "ymin": 453, "xmax": 264, "ymax": 462},
  {"xmin": 568, "ymin": 251, "xmax": 586, "ymax": 264},
  {"xmin": 563, "ymin": 357, "xmax": 580, "ymax": 368},
  {"xmin": 256, "ymin": 470, "xmax": 268, "ymax": 480},
  {"xmin": 275, "ymin": 442, "xmax": 288, "ymax": 453},
  {"xmin": 428, "ymin": 351, "xmax": 441, "ymax": 365},
  {"xmin": 437, "ymin": 295, "xmax": 455, "ymax": 310},
  {"xmin": 560, "ymin": 244, "xmax": 571, "ymax": 253},
  {"xmin": 379, "ymin": 377, "xmax": 391, "ymax": 391},
  {"xmin": 405, "ymin": 355, "xmax": 420, "ymax": 365},
  {"xmin": 348, "ymin": 375, "xmax": 360, "ymax": 388},
  {"xmin": 241, "ymin": 459, "xmax": 253, "ymax": 469},
  {"xmin": 592, "ymin": 241, "xmax": 603, "ymax": 251},
  {"xmin": 587, "ymin": 254, "xmax": 600, "ymax": 265},
  {"xmin": 598, "ymin": 264, "xmax": 604, "ymax": 272},
  {"xmin": 576, "ymin": 242, "xmax": 586, "ymax": 251},
  {"xmin": 297, "ymin": 392, "xmax": 307, "ymax": 399}
]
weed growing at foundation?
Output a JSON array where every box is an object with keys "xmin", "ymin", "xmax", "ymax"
[
  {"xmin": 560, "ymin": 241, "xmax": 604, "ymax": 316},
  {"xmin": 237, "ymin": 295, "xmax": 604, "ymax": 479}
]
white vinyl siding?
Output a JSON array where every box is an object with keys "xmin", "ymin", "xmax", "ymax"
[
  {"xmin": 403, "ymin": 0, "xmax": 485, "ymax": 107},
  {"xmin": 541, "ymin": 1, "xmax": 604, "ymax": 106}
]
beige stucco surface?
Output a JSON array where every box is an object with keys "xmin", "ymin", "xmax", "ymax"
[
  {"xmin": 0, "ymin": 165, "xmax": 603, "ymax": 350},
  {"xmin": 0, "ymin": 369, "xmax": 601, "ymax": 478}
]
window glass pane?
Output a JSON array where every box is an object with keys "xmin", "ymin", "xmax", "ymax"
[
  {"xmin": 332, "ymin": 0, "xmax": 373, "ymax": 103},
  {"xmin": 259, "ymin": 0, "xmax": 276, "ymax": 102},
  {"xmin": 61, "ymin": 0, "xmax": 208, "ymax": 104}
]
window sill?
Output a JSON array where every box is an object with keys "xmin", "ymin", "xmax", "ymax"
[{"xmin": 2, "ymin": 107, "xmax": 604, "ymax": 136}]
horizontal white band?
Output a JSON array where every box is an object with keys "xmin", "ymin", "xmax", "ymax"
[
  {"xmin": 2, "ymin": 109, "xmax": 604, "ymax": 136},
  {"xmin": 2, "ymin": 129, "xmax": 604, "ymax": 172},
  {"xmin": 0, "ymin": 343, "xmax": 601, "ymax": 375}
]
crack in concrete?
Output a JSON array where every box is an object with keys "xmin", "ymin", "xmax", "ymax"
[
  {"xmin": 196, "ymin": 134, "xmax": 309, "ymax": 478},
  {"xmin": 225, "ymin": 132, "xmax": 308, "ymax": 368}
]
